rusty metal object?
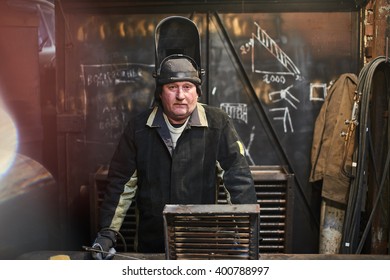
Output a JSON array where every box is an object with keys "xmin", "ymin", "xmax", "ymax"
[
  {"xmin": 218, "ymin": 166, "xmax": 294, "ymax": 253},
  {"xmin": 163, "ymin": 204, "xmax": 260, "ymax": 260}
]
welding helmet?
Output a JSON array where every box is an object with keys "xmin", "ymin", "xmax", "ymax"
[{"xmin": 153, "ymin": 16, "xmax": 204, "ymax": 99}]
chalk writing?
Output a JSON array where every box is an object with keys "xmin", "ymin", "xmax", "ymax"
[
  {"xmin": 82, "ymin": 63, "xmax": 153, "ymax": 87},
  {"xmin": 263, "ymin": 74, "xmax": 286, "ymax": 84},
  {"xmin": 220, "ymin": 103, "xmax": 248, "ymax": 124},
  {"xmin": 240, "ymin": 40, "xmax": 252, "ymax": 55},
  {"xmin": 81, "ymin": 63, "xmax": 154, "ymax": 142}
]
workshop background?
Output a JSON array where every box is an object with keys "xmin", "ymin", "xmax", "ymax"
[{"xmin": 0, "ymin": 0, "xmax": 389, "ymax": 259}]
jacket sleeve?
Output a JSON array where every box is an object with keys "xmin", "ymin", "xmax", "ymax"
[
  {"xmin": 98, "ymin": 122, "xmax": 138, "ymax": 232},
  {"xmin": 217, "ymin": 116, "xmax": 257, "ymax": 204}
]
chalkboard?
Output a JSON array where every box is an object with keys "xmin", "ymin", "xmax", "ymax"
[
  {"xmin": 81, "ymin": 63, "xmax": 155, "ymax": 144},
  {"xmin": 63, "ymin": 12, "xmax": 358, "ymax": 172}
]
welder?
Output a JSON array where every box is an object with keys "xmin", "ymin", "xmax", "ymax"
[{"xmin": 91, "ymin": 16, "xmax": 257, "ymax": 259}]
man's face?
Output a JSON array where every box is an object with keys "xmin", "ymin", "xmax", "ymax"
[{"xmin": 160, "ymin": 81, "xmax": 198, "ymax": 124}]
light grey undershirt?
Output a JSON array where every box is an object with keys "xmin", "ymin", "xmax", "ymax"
[{"xmin": 163, "ymin": 113, "xmax": 189, "ymax": 149}]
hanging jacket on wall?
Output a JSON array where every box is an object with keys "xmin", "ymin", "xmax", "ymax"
[{"xmin": 309, "ymin": 73, "xmax": 358, "ymax": 204}]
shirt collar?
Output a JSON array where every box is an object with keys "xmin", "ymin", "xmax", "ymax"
[{"xmin": 146, "ymin": 103, "xmax": 208, "ymax": 128}]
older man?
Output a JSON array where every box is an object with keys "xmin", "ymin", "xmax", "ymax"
[{"xmin": 92, "ymin": 16, "xmax": 257, "ymax": 259}]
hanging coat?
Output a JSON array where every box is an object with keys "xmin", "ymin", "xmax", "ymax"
[{"xmin": 309, "ymin": 73, "xmax": 358, "ymax": 204}]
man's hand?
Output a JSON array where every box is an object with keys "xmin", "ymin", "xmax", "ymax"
[
  {"xmin": 91, "ymin": 244, "xmax": 116, "ymax": 260},
  {"xmin": 91, "ymin": 229, "xmax": 117, "ymax": 260}
]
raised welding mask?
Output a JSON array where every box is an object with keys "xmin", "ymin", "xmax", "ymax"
[{"xmin": 153, "ymin": 16, "xmax": 204, "ymax": 100}]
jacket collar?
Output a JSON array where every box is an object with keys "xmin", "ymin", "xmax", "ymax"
[{"xmin": 146, "ymin": 103, "xmax": 208, "ymax": 128}]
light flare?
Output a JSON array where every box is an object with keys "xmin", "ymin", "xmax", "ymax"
[{"xmin": 0, "ymin": 107, "xmax": 18, "ymax": 178}]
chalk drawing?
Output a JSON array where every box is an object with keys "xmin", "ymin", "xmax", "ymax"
[
  {"xmin": 212, "ymin": 86, "xmax": 217, "ymax": 96},
  {"xmin": 240, "ymin": 22, "xmax": 302, "ymax": 81},
  {"xmin": 268, "ymin": 84, "xmax": 300, "ymax": 110},
  {"xmin": 239, "ymin": 21, "xmax": 306, "ymax": 134},
  {"xmin": 310, "ymin": 83, "xmax": 327, "ymax": 101},
  {"xmin": 244, "ymin": 125, "xmax": 256, "ymax": 165},
  {"xmin": 269, "ymin": 107, "xmax": 294, "ymax": 133}
]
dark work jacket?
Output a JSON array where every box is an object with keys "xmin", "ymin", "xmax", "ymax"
[{"xmin": 99, "ymin": 103, "xmax": 257, "ymax": 253}]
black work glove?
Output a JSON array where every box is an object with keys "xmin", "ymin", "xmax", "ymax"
[{"xmin": 91, "ymin": 229, "xmax": 117, "ymax": 260}]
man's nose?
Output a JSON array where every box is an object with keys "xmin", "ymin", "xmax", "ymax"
[{"xmin": 176, "ymin": 87, "xmax": 186, "ymax": 98}]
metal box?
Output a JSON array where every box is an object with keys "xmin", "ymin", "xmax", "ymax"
[{"xmin": 163, "ymin": 204, "xmax": 260, "ymax": 260}]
